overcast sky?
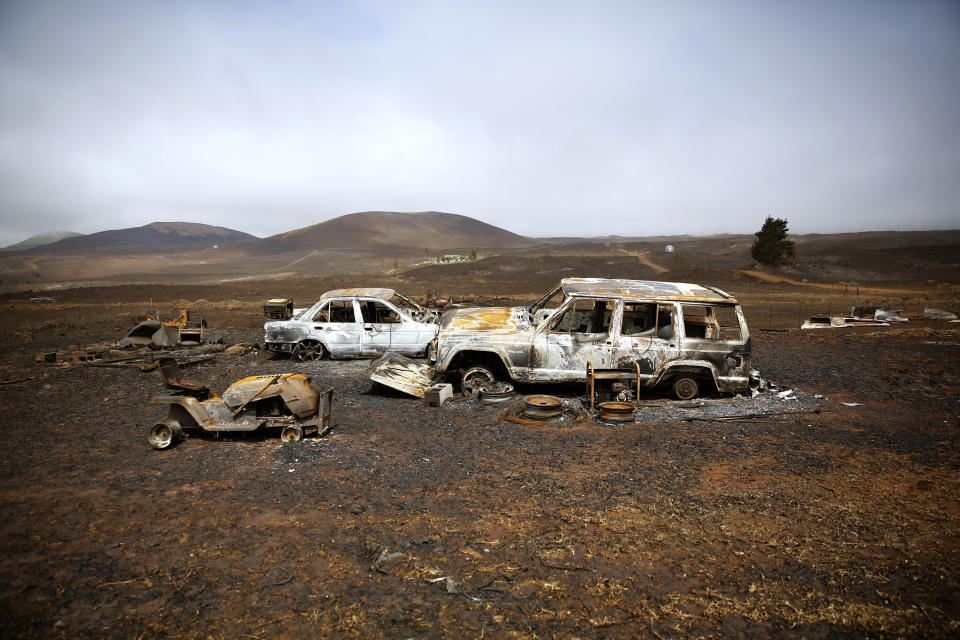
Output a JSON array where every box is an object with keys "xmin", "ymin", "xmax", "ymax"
[{"xmin": 0, "ymin": 0, "xmax": 958, "ymax": 246}]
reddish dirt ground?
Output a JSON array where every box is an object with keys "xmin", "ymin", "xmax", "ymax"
[{"xmin": 0, "ymin": 300, "xmax": 958, "ymax": 638}]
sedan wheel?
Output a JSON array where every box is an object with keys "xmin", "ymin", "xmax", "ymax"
[{"xmin": 293, "ymin": 341, "xmax": 326, "ymax": 361}]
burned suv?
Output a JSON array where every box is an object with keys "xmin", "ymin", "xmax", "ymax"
[{"xmin": 429, "ymin": 278, "xmax": 753, "ymax": 399}]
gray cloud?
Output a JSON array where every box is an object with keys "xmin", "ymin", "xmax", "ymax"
[{"xmin": 1, "ymin": 0, "xmax": 958, "ymax": 246}]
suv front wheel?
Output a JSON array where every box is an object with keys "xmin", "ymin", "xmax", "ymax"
[{"xmin": 460, "ymin": 366, "xmax": 496, "ymax": 395}]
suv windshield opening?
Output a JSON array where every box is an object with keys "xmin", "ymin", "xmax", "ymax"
[{"xmin": 529, "ymin": 285, "xmax": 566, "ymax": 325}]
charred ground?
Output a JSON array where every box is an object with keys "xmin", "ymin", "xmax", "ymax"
[{"xmin": 0, "ymin": 277, "xmax": 958, "ymax": 637}]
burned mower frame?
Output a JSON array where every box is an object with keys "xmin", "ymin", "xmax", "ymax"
[{"xmin": 148, "ymin": 358, "xmax": 333, "ymax": 449}]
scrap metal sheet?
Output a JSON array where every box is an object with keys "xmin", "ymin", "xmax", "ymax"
[{"xmin": 369, "ymin": 352, "xmax": 437, "ymax": 398}]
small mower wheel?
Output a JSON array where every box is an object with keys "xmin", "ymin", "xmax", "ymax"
[
  {"xmin": 280, "ymin": 424, "xmax": 304, "ymax": 442},
  {"xmin": 148, "ymin": 420, "xmax": 182, "ymax": 450},
  {"xmin": 461, "ymin": 366, "xmax": 496, "ymax": 395},
  {"xmin": 672, "ymin": 376, "xmax": 699, "ymax": 401},
  {"xmin": 293, "ymin": 340, "xmax": 326, "ymax": 362}
]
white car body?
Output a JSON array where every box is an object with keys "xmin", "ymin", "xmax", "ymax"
[{"xmin": 264, "ymin": 288, "xmax": 440, "ymax": 360}]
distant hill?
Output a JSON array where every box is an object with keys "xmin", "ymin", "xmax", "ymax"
[
  {"xmin": 2, "ymin": 231, "xmax": 84, "ymax": 252},
  {"xmin": 250, "ymin": 211, "xmax": 533, "ymax": 254},
  {"xmin": 29, "ymin": 222, "xmax": 256, "ymax": 254}
]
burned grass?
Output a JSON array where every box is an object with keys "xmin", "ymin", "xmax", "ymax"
[{"xmin": 0, "ymin": 326, "xmax": 957, "ymax": 638}]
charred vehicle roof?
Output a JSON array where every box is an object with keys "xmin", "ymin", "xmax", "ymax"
[{"xmin": 552, "ymin": 278, "xmax": 736, "ymax": 303}]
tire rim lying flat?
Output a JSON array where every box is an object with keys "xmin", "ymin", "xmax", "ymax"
[
  {"xmin": 597, "ymin": 401, "xmax": 636, "ymax": 422},
  {"xmin": 480, "ymin": 381, "xmax": 515, "ymax": 404},
  {"xmin": 522, "ymin": 395, "xmax": 563, "ymax": 419}
]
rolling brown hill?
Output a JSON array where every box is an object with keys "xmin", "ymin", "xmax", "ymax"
[
  {"xmin": 1, "ymin": 230, "xmax": 85, "ymax": 252},
  {"xmin": 26, "ymin": 222, "xmax": 255, "ymax": 254},
  {"xmin": 249, "ymin": 211, "xmax": 533, "ymax": 254}
]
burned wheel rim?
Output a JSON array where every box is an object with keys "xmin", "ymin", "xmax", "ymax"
[
  {"xmin": 522, "ymin": 395, "xmax": 563, "ymax": 419},
  {"xmin": 280, "ymin": 424, "xmax": 304, "ymax": 442},
  {"xmin": 294, "ymin": 341, "xmax": 325, "ymax": 362},
  {"xmin": 673, "ymin": 377, "xmax": 699, "ymax": 401},
  {"xmin": 598, "ymin": 401, "xmax": 636, "ymax": 422},
  {"xmin": 461, "ymin": 366, "xmax": 496, "ymax": 395},
  {"xmin": 148, "ymin": 420, "xmax": 181, "ymax": 450},
  {"xmin": 479, "ymin": 381, "xmax": 514, "ymax": 404}
]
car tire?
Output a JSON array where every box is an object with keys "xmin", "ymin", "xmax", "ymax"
[
  {"xmin": 461, "ymin": 366, "xmax": 496, "ymax": 395},
  {"xmin": 148, "ymin": 420, "xmax": 182, "ymax": 450},
  {"xmin": 280, "ymin": 424, "xmax": 304, "ymax": 442},
  {"xmin": 672, "ymin": 376, "xmax": 699, "ymax": 400},
  {"xmin": 293, "ymin": 340, "xmax": 326, "ymax": 362}
]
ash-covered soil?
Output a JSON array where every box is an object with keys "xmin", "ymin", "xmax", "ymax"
[{"xmin": 0, "ymin": 327, "xmax": 958, "ymax": 638}]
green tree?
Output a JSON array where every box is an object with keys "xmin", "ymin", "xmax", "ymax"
[
  {"xmin": 469, "ymin": 250, "xmax": 477, "ymax": 260},
  {"xmin": 751, "ymin": 216, "xmax": 796, "ymax": 265}
]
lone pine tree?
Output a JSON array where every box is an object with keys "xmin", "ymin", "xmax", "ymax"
[{"xmin": 751, "ymin": 216, "xmax": 796, "ymax": 265}]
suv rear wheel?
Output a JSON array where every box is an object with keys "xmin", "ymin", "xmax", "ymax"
[{"xmin": 672, "ymin": 376, "xmax": 699, "ymax": 400}]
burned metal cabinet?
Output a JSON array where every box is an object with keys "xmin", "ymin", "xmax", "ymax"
[{"xmin": 264, "ymin": 298, "xmax": 294, "ymax": 320}]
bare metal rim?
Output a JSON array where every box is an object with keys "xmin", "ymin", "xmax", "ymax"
[
  {"xmin": 597, "ymin": 401, "xmax": 636, "ymax": 422},
  {"xmin": 523, "ymin": 394, "xmax": 563, "ymax": 419}
]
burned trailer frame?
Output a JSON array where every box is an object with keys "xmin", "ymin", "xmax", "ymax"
[
  {"xmin": 263, "ymin": 288, "xmax": 440, "ymax": 361},
  {"xmin": 428, "ymin": 278, "xmax": 754, "ymax": 399}
]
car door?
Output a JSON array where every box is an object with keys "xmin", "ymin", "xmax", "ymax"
[
  {"xmin": 379, "ymin": 301, "xmax": 427, "ymax": 354},
  {"xmin": 615, "ymin": 302, "xmax": 680, "ymax": 382},
  {"xmin": 310, "ymin": 298, "xmax": 362, "ymax": 357},
  {"xmin": 528, "ymin": 298, "xmax": 617, "ymax": 381},
  {"xmin": 358, "ymin": 299, "xmax": 399, "ymax": 356}
]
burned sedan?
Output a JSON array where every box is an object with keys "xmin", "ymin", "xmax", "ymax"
[
  {"xmin": 421, "ymin": 278, "xmax": 753, "ymax": 399},
  {"xmin": 264, "ymin": 288, "xmax": 440, "ymax": 361}
]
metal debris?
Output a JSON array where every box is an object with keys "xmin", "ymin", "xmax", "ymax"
[
  {"xmin": 597, "ymin": 401, "xmax": 636, "ymax": 422},
  {"xmin": 923, "ymin": 307, "xmax": 958, "ymax": 320},
  {"xmin": 499, "ymin": 401, "xmax": 587, "ymax": 426},
  {"xmin": 801, "ymin": 316, "xmax": 889, "ymax": 329},
  {"xmin": 148, "ymin": 361, "xmax": 333, "ymax": 450},
  {"xmin": 264, "ymin": 298, "xmax": 294, "ymax": 319},
  {"xmin": 478, "ymin": 381, "xmax": 515, "ymax": 404},
  {"xmin": 851, "ymin": 306, "xmax": 908, "ymax": 322},
  {"xmin": 522, "ymin": 395, "xmax": 564, "ymax": 419},
  {"xmin": 368, "ymin": 352, "xmax": 438, "ymax": 398}
]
